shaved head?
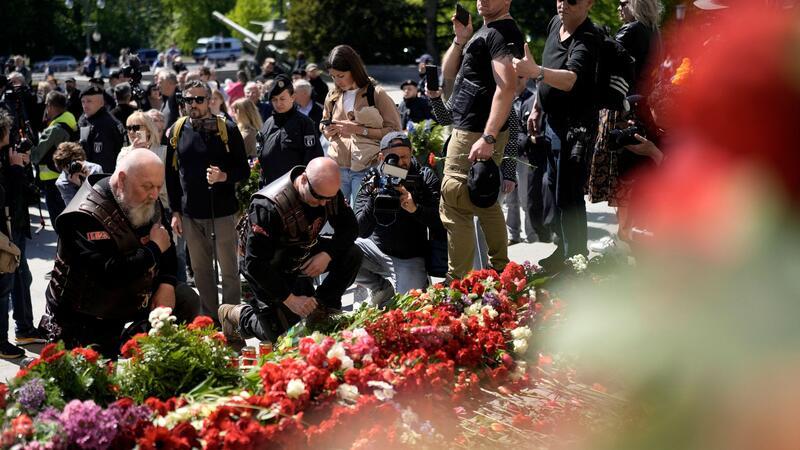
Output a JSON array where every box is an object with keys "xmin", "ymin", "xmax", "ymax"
[{"xmin": 295, "ymin": 157, "xmax": 341, "ymax": 207}]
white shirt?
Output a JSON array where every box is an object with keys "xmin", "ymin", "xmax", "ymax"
[{"xmin": 343, "ymin": 89, "xmax": 358, "ymax": 113}]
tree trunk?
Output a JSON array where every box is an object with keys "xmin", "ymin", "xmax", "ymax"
[{"xmin": 424, "ymin": 0, "xmax": 439, "ymax": 62}]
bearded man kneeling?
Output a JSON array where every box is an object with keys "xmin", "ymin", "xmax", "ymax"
[{"xmin": 43, "ymin": 148, "xmax": 199, "ymax": 357}]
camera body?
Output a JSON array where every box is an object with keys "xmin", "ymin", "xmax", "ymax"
[
  {"xmin": 370, "ymin": 154, "xmax": 420, "ymax": 215},
  {"xmin": 68, "ymin": 160, "xmax": 84, "ymax": 177},
  {"xmin": 608, "ymin": 123, "xmax": 646, "ymax": 150},
  {"xmin": 120, "ymin": 55, "xmax": 145, "ymax": 105}
]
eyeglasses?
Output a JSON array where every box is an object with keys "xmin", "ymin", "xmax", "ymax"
[
  {"xmin": 126, "ymin": 124, "xmax": 142, "ymax": 132},
  {"xmin": 183, "ymin": 96, "xmax": 207, "ymax": 104},
  {"xmin": 306, "ymin": 176, "xmax": 337, "ymax": 201}
]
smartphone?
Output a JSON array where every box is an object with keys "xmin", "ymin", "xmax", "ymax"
[
  {"xmin": 455, "ymin": 3, "xmax": 470, "ymax": 27},
  {"xmin": 320, "ymin": 119, "xmax": 333, "ymax": 127},
  {"xmin": 135, "ymin": 130, "xmax": 147, "ymax": 143},
  {"xmin": 425, "ymin": 65, "xmax": 440, "ymax": 92}
]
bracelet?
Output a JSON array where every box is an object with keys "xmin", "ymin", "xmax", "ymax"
[
  {"xmin": 536, "ymin": 66, "xmax": 545, "ymax": 82},
  {"xmin": 453, "ymin": 39, "xmax": 463, "ymax": 47}
]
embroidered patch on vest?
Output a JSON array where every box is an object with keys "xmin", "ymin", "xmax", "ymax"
[
  {"xmin": 86, "ymin": 231, "xmax": 110, "ymax": 241},
  {"xmin": 304, "ymin": 135, "xmax": 315, "ymax": 147},
  {"xmin": 252, "ymin": 223, "xmax": 269, "ymax": 237}
]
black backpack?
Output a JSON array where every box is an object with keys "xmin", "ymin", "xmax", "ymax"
[{"xmin": 569, "ymin": 24, "xmax": 635, "ymax": 112}]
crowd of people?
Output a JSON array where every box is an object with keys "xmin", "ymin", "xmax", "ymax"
[{"xmin": 0, "ymin": 0, "xmax": 748, "ymax": 359}]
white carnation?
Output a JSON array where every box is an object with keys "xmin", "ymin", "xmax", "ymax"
[
  {"xmin": 510, "ymin": 326, "xmax": 532, "ymax": 340},
  {"xmin": 367, "ymin": 380, "xmax": 396, "ymax": 401},
  {"xmin": 513, "ymin": 339, "xmax": 529, "ymax": 355},
  {"xmin": 286, "ymin": 379, "xmax": 306, "ymax": 399},
  {"xmin": 336, "ymin": 384, "xmax": 359, "ymax": 402},
  {"xmin": 481, "ymin": 305, "xmax": 498, "ymax": 319}
]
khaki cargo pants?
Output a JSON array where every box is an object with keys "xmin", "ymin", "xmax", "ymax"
[{"xmin": 439, "ymin": 128, "xmax": 510, "ymax": 279}]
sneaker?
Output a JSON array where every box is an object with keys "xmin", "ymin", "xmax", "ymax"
[
  {"xmin": 370, "ymin": 284, "xmax": 396, "ymax": 308},
  {"xmin": 0, "ymin": 342, "xmax": 26, "ymax": 359},
  {"xmin": 15, "ymin": 329, "xmax": 48, "ymax": 346},
  {"xmin": 589, "ymin": 236, "xmax": 618, "ymax": 254},
  {"xmin": 218, "ymin": 304, "xmax": 246, "ymax": 353}
]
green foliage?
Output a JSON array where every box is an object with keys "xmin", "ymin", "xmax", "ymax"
[
  {"xmin": 226, "ymin": 0, "xmax": 281, "ymax": 41},
  {"xmin": 10, "ymin": 343, "xmax": 115, "ymax": 410},
  {"xmin": 286, "ymin": 0, "xmax": 426, "ymax": 63},
  {"xmin": 236, "ymin": 160, "xmax": 261, "ymax": 214},
  {"xmin": 154, "ymin": 0, "xmax": 236, "ymax": 54},
  {"xmin": 116, "ymin": 314, "xmax": 240, "ymax": 402},
  {"xmin": 408, "ymin": 119, "xmax": 445, "ymax": 157}
]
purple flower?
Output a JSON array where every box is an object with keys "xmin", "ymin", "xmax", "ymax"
[
  {"xmin": 483, "ymin": 291, "xmax": 500, "ymax": 308},
  {"xmin": 17, "ymin": 378, "xmax": 46, "ymax": 413},
  {"xmin": 37, "ymin": 406, "xmax": 63, "ymax": 424},
  {"xmin": 60, "ymin": 400, "xmax": 118, "ymax": 450},
  {"xmin": 106, "ymin": 402, "xmax": 152, "ymax": 429}
]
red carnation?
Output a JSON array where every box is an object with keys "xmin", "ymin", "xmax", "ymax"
[
  {"xmin": 137, "ymin": 425, "xmax": 192, "ymax": 450},
  {"xmin": 71, "ymin": 347, "xmax": 100, "ymax": 364},
  {"xmin": 187, "ymin": 315, "xmax": 215, "ymax": 331}
]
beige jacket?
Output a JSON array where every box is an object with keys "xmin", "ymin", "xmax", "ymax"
[{"xmin": 322, "ymin": 83, "xmax": 401, "ymax": 172}]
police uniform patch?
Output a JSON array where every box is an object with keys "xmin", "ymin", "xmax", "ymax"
[
  {"xmin": 94, "ymin": 142, "xmax": 103, "ymax": 154},
  {"xmin": 87, "ymin": 231, "xmax": 110, "ymax": 240},
  {"xmin": 304, "ymin": 135, "xmax": 315, "ymax": 147}
]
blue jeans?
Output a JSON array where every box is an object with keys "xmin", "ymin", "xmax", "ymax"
[
  {"xmin": 354, "ymin": 238, "xmax": 429, "ymax": 297},
  {"xmin": 339, "ymin": 167, "xmax": 368, "ymax": 206},
  {"xmin": 11, "ymin": 229, "xmax": 35, "ymax": 334}
]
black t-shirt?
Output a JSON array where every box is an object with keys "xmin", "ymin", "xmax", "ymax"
[
  {"xmin": 538, "ymin": 15, "xmax": 599, "ymax": 128},
  {"xmin": 451, "ymin": 18, "xmax": 524, "ymax": 132}
]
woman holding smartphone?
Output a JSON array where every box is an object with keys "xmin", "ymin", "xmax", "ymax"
[{"xmin": 321, "ymin": 45, "xmax": 401, "ymax": 204}]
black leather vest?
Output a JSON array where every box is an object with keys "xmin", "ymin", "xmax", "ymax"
[{"xmin": 48, "ymin": 175, "xmax": 158, "ymax": 320}]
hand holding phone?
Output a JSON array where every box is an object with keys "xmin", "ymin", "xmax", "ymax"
[
  {"xmin": 455, "ymin": 3, "xmax": 470, "ymax": 26},
  {"xmin": 425, "ymin": 65, "xmax": 439, "ymax": 92}
]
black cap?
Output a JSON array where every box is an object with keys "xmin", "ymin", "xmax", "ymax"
[
  {"xmin": 80, "ymin": 85, "xmax": 105, "ymax": 98},
  {"xmin": 88, "ymin": 77, "xmax": 104, "ymax": 86},
  {"xmin": 400, "ymin": 79, "xmax": 418, "ymax": 89},
  {"xmin": 467, "ymin": 159, "xmax": 501, "ymax": 208},
  {"xmin": 268, "ymin": 75, "xmax": 293, "ymax": 99},
  {"xmin": 65, "ymin": 76, "xmax": 76, "ymax": 83},
  {"xmin": 109, "ymin": 69, "xmax": 121, "ymax": 79}
]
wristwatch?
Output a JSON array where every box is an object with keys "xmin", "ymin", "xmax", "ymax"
[
  {"xmin": 481, "ymin": 133, "xmax": 496, "ymax": 144},
  {"xmin": 362, "ymin": 127, "xmax": 369, "ymax": 137},
  {"xmin": 535, "ymin": 66, "xmax": 545, "ymax": 82}
]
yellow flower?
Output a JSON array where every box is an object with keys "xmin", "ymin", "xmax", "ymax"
[{"xmin": 671, "ymin": 58, "xmax": 693, "ymax": 86}]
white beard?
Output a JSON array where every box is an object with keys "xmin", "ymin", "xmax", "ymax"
[{"xmin": 113, "ymin": 187, "xmax": 157, "ymax": 228}]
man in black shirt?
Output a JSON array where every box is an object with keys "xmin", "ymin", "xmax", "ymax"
[
  {"xmin": 219, "ymin": 157, "xmax": 361, "ymax": 348},
  {"xmin": 166, "ymin": 80, "xmax": 250, "ymax": 323},
  {"xmin": 353, "ymin": 132, "xmax": 443, "ymax": 305},
  {"xmin": 256, "ymin": 76, "xmax": 322, "ymax": 185},
  {"xmin": 439, "ymin": 0, "xmax": 523, "ymax": 279},
  {"xmin": 111, "ymin": 83, "xmax": 136, "ymax": 126},
  {"xmin": 78, "ymin": 86, "xmax": 125, "ymax": 173},
  {"xmin": 158, "ymin": 70, "xmax": 181, "ymax": 129},
  {"xmin": 512, "ymin": 0, "xmax": 600, "ymax": 271}
]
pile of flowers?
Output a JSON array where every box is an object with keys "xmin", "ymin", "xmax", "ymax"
[{"xmin": 0, "ymin": 261, "xmax": 604, "ymax": 449}]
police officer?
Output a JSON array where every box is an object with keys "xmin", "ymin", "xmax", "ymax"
[
  {"xmin": 218, "ymin": 157, "xmax": 361, "ymax": 349},
  {"xmin": 78, "ymin": 85, "xmax": 125, "ymax": 173},
  {"xmin": 256, "ymin": 75, "xmax": 323, "ymax": 185},
  {"xmin": 43, "ymin": 149, "xmax": 199, "ymax": 357}
]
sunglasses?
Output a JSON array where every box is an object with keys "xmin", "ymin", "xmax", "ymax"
[
  {"xmin": 306, "ymin": 176, "xmax": 337, "ymax": 201},
  {"xmin": 183, "ymin": 96, "xmax": 207, "ymax": 104},
  {"xmin": 126, "ymin": 124, "xmax": 142, "ymax": 132}
]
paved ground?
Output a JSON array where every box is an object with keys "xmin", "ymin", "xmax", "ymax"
[{"xmin": 0, "ymin": 198, "xmax": 616, "ymax": 381}]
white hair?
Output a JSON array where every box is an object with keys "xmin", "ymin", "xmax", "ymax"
[{"xmin": 293, "ymin": 79, "xmax": 313, "ymax": 93}]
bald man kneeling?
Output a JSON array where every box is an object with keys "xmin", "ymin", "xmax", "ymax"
[
  {"xmin": 43, "ymin": 148, "xmax": 199, "ymax": 357},
  {"xmin": 220, "ymin": 157, "xmax": 362, "ymax": 350}
]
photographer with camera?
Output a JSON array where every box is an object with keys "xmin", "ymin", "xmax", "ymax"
[
  {"xmin": 30, "ymin": 91, "xmax": 77, "ymax": 221},
  {"xmin": 353, "ymin": 132, "xmax": 443, "ymax": 306},
  {"xmin": 52, "ymin": 142, "xmax": 103, "ymax": 206}
]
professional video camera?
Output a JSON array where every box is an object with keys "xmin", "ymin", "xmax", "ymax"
[
  {"xmin": 369, "ymin": 153, "xmax": 420, "ymax": 217},
  {"xmin": 120, "ymin": 55, "xmax": 145, "ymax": 107}
]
